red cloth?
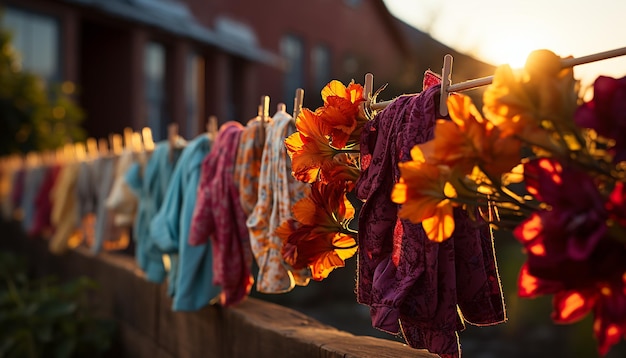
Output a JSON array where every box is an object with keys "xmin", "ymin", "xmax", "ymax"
[
  {"xmin": 189, "ymin": 122, "xmax": 254, "ymax": 306},
  {"xmin": 29, "ymin": 165, "xmax": 60, "ymax": 237}
]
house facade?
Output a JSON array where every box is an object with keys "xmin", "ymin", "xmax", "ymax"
[{"xmin": 1, "ymin": 0, "xmax": 493, "ymax": 141}]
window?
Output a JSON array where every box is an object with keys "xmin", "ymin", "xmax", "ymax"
[
  {"xmin": 185, "ymin": 52, "xmax": 204, "ymax": 138},
  {"xmin": 1, "ymin": 7, "xmax": 61, "ymax": 84},
  {"xmin": 280, "ymin": 35, "xmax": 304, "ymax": 109},
  {"xmin": 311, "ymin": 45, "xmax": 331, "ymax": 91},
  {"xmin": 144, "ymin": 42, "xmax": 166, "ymax": 140}
]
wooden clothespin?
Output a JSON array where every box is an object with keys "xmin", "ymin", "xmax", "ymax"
[
  {"xmin": 74, "ymin": 143, "xmax": 87, "ymax": 162},
  {"xmin": 142, "ymin": 127, "xmax": 155, "ymax": 152},
  {"xmin": 110, "ymin": 133, "xmax": 123, "ymax": 156},
  {"xmin": 131, "ymin": 132, "xmax": 143, "ymax": 153},
  {"xmin": 207, "ymin": 116, "xmax": 218, "ymax": 142},
  {"xmin": 86, "ymin": 137, "xmax": 99, "ymax": 160},
  {"xmin": 123, "ymin": 127, "xmax": 133, "ymax": 151},
  {"xmin": 364, "ymin": 73, "xmax": 373, "ymax": 111},
  {"xmin": 439, "ymin": 54, "xmax": 453, "ymax": 117},
  {"xmin": 98, "ymin": 138, "xmax": 109, "ymax": 157},
  {"xmin": 168, "ymin": 123, "xmax": 179, "ymax": 151},
  {"xmin": 63, "ymin": 143, "xmax": 75, "ymax": 163},
  {"xmin": 260, "ymin": 95, "xmax": 270, "ymax": 123},
  {"xmin": 277, "ymin": 103, "xmax": 286, "ymax": 113},
  {"xmin": 293, "ymin": 88, "xmax": 304, "ymax": 118}
]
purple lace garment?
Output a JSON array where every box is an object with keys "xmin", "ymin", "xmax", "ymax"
[{"xmin": 355, "ymin": 85, "xmax": 506, "ymax": 358}]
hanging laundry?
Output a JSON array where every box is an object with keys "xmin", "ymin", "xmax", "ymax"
[
  {"xmin": 29, "ymin": 163, "xmax": 61, "ymax": 237},
  {"xmin": 105, "ymin": 147, "xmax": 139, "ymax": 228},
  {"xmin": 49, "ymin": 161, "xmax": 81, "ymax": 254},
  {"xmin": 150, "ymin": 133, "xmax": 217, "ymax": 311},
  {"xmin": 9, "ymin": 166, "xmax": 25, "ymax": 221},
  {"xmin": 76, "ymin": 153, "xmax": 129, "ymax": 253},
  {"xmin": 125, "ymin": 141, "xmax": 181, "ymax": 283},
  {"xmin": 355, "ymin": 79, "xmax": 505, "ymax": 358},
  {"xmin": 246, "ymin": 109, "xmax": 311, "ymax": 293},
  {"xmin": 189, "ymin": 121, "xmax": 254, "ymax": 307},
  {"xmin": 20, "ymin": 163, "xmax": 47, "ymax": 232},
  {"xmin": 234, "ymin": 115, "xmax": 266, "ymax": 216},
  {"xmin": 0, "ymin": 156, "xmax": 21, "ymax": 220}
]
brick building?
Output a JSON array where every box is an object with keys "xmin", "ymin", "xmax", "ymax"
[{"xmin": 1, "ymin": 0, "xmax": 493, "ymax": 141}]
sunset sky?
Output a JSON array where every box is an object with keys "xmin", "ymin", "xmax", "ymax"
[{"xmin": 383, "ymin": 0, "xmax": 626, "ymax": 87}]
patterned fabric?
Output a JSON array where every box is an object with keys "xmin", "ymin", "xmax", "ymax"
[
  {"xmin": 150, "ymin": 134, "xmax": 217, "ymax": 311},
  {"xmin": 105, "ymin": 148, "xmax": 138, "ymax": 228},
  {"xmin": 246, "ymin": 110, "xmax": 311, "ymax": 293},
  {"xmin": 189, "ymin": 121, "xmax": 254, "ymax": 307},
  {"xmin": 49, "ymin": 162, "xmax": 81, "ymax": 254},
  {"xmin": 29, "ymin": 164, "xmax": 60, "ymax": 237},
  {"xmin": 125, "ymin": 142, "xmax": 179, "ymax": 283},
  {"xmin": 355, "ymin": 86, "xmax": 506, "ymax": 358},
  {"xmin": 234, "ymin": 116, "xmax": 266, "ymax": 216}
]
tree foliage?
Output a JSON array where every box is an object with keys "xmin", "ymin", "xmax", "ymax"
[{"xmin": 0, "ymin": 28, "xmax": 85, "ymax": 156}]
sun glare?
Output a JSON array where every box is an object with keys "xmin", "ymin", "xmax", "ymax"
[{"xmin": 483, "ymin": 34, "xmax": 541, "ymax": 69}]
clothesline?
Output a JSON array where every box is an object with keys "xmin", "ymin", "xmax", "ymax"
[{"xmin": 369, "ymin": 46, "xmax": 626, "ymax": 112}]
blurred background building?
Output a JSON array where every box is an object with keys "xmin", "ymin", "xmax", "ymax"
[{"xmin": 2, "ymin": 0, "xmax": 493, "ymax": 141}]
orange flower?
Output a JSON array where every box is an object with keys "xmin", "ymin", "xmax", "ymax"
[
  {"xmin": 392, "ymin": 147, "xmax": 458, "ymax": 242},
  {"xmin": 419, "ymin": 94, "xmax": 521, "ymax": 180},
  {"xmin": 277, "ymin": 181, "xmax": 357, "ymax": 280},
  {"xmin": 318, "ymin": 153, "xmax": 360, "ymax": 187},
  {"xmin": 483, "ymin": 50, "xmax": 578, "ymax": 150},
  {"xmin": 321, "ymin": 80, "xmax": 364, "ymax": 106},
  {"xmin": 285, "ymin": 108, "xmax": 337, "ymax": 183},
  {"xmin": 318, "ymin": 80, "xmax": 366, "ymax": 149}
]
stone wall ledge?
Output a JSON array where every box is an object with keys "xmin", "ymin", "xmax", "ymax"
[{"xmin": 1, "ymin": 221, "xmax": 438, "ymax": 358}]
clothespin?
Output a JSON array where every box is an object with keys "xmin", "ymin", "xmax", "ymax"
[
  {"xmin": 110, "ymin": 133, "xmax": 123, "ymax": 156},
  {"xmin": 98, "ymin": 138, "xmax": 109, "ymax": 157},
  {"xmin": 364, "ymin": 73, "xmax": 373, "ymax": 112},
  {"xmin": 74, "ymin": 142, "xmax": 87, "ymax": 162},
  {"xmin": 277, "ymin": 103, "xmax": 286, "ymax": 113},
  {"xmin": 123, "ymin": 127, "xmax": 133, "ymax": 151},
  {"xmin": 293, "ymin": 88, "xmax": 304, "ymax": 118},
  {"xmin": 131, "ymin": 132, "xmax": 143, "ymax": 153},
  {"xmin": 63, "ymin": 143, "xmax": 75, "ymax": 163},
  {"xmin": 142, "ymin": 127, "xmax": 155, "ymax": 152},
  {"xmin": 439, "ymin": 54, "xmax": 453, "ymax": 117},
  {"xmin": 168, "ymin": 123, "xmax": 179, "ymax": 150},
  {"xmin": 260, "ymin": 95, "xmax": 270, "ymax": 124},
  {"xmin": 86, "ymin": 137, "xmax": 99, "ymax": 159},
  {"xmin": 207, "ymin": 116, "xmax": 218, "ymax": 142}
]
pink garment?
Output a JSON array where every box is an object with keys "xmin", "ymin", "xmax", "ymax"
[
  {"xmin": 355, "ymin": 82, "xmax": 506, "ymax": 358},
  {"xmin": 189, "ymin": 122, "xmax": 254, "ymax": 307},
  {"xmin": 29, "ymin": 165, "xmax": 60, "ymax": 237}
]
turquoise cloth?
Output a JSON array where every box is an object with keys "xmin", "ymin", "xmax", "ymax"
[
  {"xmin": 125, "ymin": 141, "xmax": 179, "ymax": 283},
  {"xmin": 150, "ymin": 134, "xmax": 218, "ymax": 311}
]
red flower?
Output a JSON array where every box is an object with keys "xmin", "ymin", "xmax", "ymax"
[
  {"xmin": 575, "ymin": 76, "xmax": 626, "ymax": 163},
  {"xmin": 520, "ymin": 158, "xmax": 608, "ymax": 261},
  {"xmin": 518, "ymin": 264, "xmax": 626, "ymax": 356}
]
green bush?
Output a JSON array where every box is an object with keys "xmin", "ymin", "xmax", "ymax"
[{"xmin": 0, "ymin": 252, "xmax": 116, "ymax": 358}]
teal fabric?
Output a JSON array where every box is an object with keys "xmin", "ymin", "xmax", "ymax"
[
  {"xmin": 150, "ymin": 134, "xmax": 218, "ymax": 311},
  {"xmin": 125, "ymin": 141, "xmax": 179, "ymax": 283}
]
